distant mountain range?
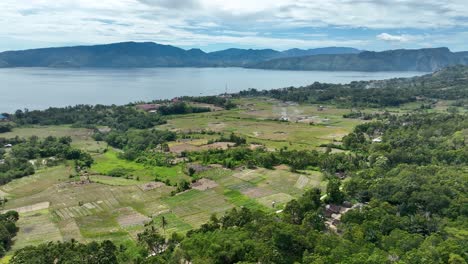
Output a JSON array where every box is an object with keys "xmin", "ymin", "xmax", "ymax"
[
  {"xmin": 0, "ymin": 42, "xmax": 466, "ymax": 71},
  {"xmin": 250, "ymin": 47, "xmax": 468, "ymax": 72}
]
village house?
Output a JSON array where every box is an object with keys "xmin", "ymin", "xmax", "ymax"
[
  {"xmin": 0, "ymin": 114, "xmax": 8, "ymax": 122},
  {"xmin": 324, "ymin": 204, "xmax": 341, "ymax": 218}
]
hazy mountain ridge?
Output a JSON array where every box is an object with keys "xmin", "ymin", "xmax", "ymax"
[
  {"xmin": 0, "ymin": 42, "xmax": 466, "ymax": 71},
  {"xmin": 250, "ymin": 47, "xmax": 468, "ymax": 72},
  {"xmin": 0, "ymin": 42, "xmax": 362, "ymax": 68}
]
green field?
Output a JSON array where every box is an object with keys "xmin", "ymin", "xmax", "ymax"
[
  {"xmin": 0, "ymin": 98, "xmax": 360, "ymax": 255},
  {"xmin": 158, "ymin": 98, "xmax": 365, "ymax": 150}
]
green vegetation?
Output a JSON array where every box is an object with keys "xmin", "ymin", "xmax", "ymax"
[
  {"xmin": 10, "ymin": 240, "xmax": 119, "ymax": 264},
  {"xmin": 0, "ymin": 211, "xmax": 19, "ymax": 258},
  {"xmin": 1, "ymin": 66, "xmax": 467, "ymax": 263},
  {"xmin": 238, "ymin": 65, "xmax": 468, "ymax": 108},
  {"xmin": 0, "ymin": 136, "xmax": 91, "ymax": 185},
  {"xmin": 12, "ymin": 105, "xmax": 166, "ymax": 130}
]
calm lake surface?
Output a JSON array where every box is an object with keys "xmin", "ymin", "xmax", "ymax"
[{"xmin": 0, "ymin": 67, "xmax": 427, "ymax": 113}]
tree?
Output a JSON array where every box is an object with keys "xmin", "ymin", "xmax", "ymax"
[
  {"xmin": 327, "ymin": 178, "xmax": 345, "ymax": 204},
  {"xmin": 161, "ymin": 216, "xmax": 168, "ymax": 234},
  {"xmin": 298, "ymin": 188, "xmax": 322, "ymax": 212},
  {"xmin": 302, "ymin": 211, "xmax": 325, "ymax": 231},
  {"xmin": 137, "ymin": 226, "xmax": 166, "ymax": 255},
  {"xmin": 283, "ymin": 200, "xmax": 304, "ymax": 225}
]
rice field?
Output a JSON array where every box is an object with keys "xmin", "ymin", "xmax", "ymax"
[{"xmin": 1, "ymin": 98, "xmax": 340, "ymax": 255}]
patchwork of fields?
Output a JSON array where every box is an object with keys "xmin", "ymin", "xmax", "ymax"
[{"xmin": 0, "ymin": 98, "xmax": 369, "ymax": 254}]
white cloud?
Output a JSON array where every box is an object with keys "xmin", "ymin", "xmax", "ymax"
[
  {"xmin": 377, "ymin": 33, "xmax": 410, "ymax": 42},
  {"xmin": 0, "ymin": 0, "xmax": 467, "ymax": 51}
]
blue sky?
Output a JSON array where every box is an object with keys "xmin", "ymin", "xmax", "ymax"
[{"xmin": 1, "ymin": 0, "xmax": 467, "ymax": 52}]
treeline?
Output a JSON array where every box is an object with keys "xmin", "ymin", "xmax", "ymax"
[
  {"xmin": 157, "ymin": 102, "xmax": 211, "ymax": 115},
  {"xmin": 95, "ymin": 128, "xmax": 182, "ymax": 172},
  {"xmin": 96, "ymin": 129, "xmax": 176, "ymax": 151},
  {"xmin": 0, "ymin": 123, "xmax": 12, "ymax": 133},
  {"xmin": 180, "ymin": 96, "xmax": 236, "ymax": 109},
  {"xmin": 237, "ymin": 65, "xmax": 468, "ymax": 107},
  {"xmin": 0, "ymin": 211, "xmax": 19, "ymax": 257},
  {"xmin": 11, "ymin": 105, "xmax": 166, "ymax": 130},
  {"xmin": 188, "ymin": 147, "xmax": 361, "ymax": 173},
  {"xmin": 10, "ymin": 240, "xmax": 120, "ymax": 264}
]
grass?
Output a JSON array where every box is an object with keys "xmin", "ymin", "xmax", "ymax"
[
  {"xmin": 92, "ymin": 150, "xmax": 190, "ymax": 185},
  {"xmin": 256, "ymin": 193, "xmax": 295, "ymax": 209},
  {"xmin": 0, "ymin": 256, "xmax": 11, "ymax": 263},
  {"xmin": 162, "ymin": 189, "xmax": 234, "ymax": 227},
  {"xmin": 11, "ymin": 209, "xmax": 62, "ymax": 251},
  {"xmin": 0, "ymin": 165, "xmax": 71, "ymax": 199},
  {"xmin": 153, "ymin": 212, "xmax": 193, "ymax": 235},
  {"xmin": 89, "ymin": 175, "xmax": 142, "ymax": 186},
  {"xmin": 223, "ymin": 190, "xmax": 268, "ymax": 211}
]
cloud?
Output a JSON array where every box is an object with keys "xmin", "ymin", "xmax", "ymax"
[
  {"xmin": 377, "ymin": 33, "xmax": 410, "ymax": 42},
  {"xmin": 0, "ymin": 0, "xmax": 468, "ymax": 51},
  {"xmin": 137, "ymin": 0, "xmax": 199, "ymax": 9}
]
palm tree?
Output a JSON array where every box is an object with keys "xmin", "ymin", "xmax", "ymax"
[{"xmin": 161, "ymin": 216, "xmax": 168, "ymax": 234}]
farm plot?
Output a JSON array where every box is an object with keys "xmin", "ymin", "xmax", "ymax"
[
  {"xmin": 169, "ymin": 141, "xmax": 235, "ymax": 154},
  {"xmin": 255, "ymin": 168, "xmax": 312, "ymax": 196},
  {"xmin": 2, "ymin": 202, "xmax": 50, "ymax": 214},
  {"xmin": 153, "ymin": 212, "xmax": 192, "ymax": 234},
  {"xmin": 191, "ymin": 178, "xmax": 218, "ymax": 191},
  {"xmin": 92, "ymin": 150, "xmax": 190, "ymax": 185},
  {"xmin": 233, "ymin": 169, "xmax": 266, "ymax": 184},
  {"xmin": 58, "ymin": 218, "xmax": 84, "ymax": 242},
  {"xmin": 53, "ymin": 200, "xmax": 115, "ymax": 220},
  {"xmin": 162, "ymin": 189, "xmax": 234, "ymax": 227},
  {"xmin": 0, "ymin": 165, "xmax": 71, "ymax": 199},
  {"xmin": 256, "ymin": 193, "xmax": 295, "ymax": 209},
  {"xmin": 116, "ymin": 207, "xmax": 151, "ymax": 228},
  {"xmin": 11, "ymin": 210, "xmax": 62, "ymax": 251},
  {"xmin": 90, "ymin": 175, "xmax": 143, "ymax": 186},
  {"xmin": 75, "ymin": 212, "xmax": 130, "ymax": 242}
]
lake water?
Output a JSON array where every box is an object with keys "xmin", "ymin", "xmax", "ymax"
[{"xmin": 0, "ymin": 67, "xmax": 427, "ymax": 113}]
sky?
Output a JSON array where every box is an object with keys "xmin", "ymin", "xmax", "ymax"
[{"xmin": 1, "ymin": 0, "xmax": 468, "ymax": 52}]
